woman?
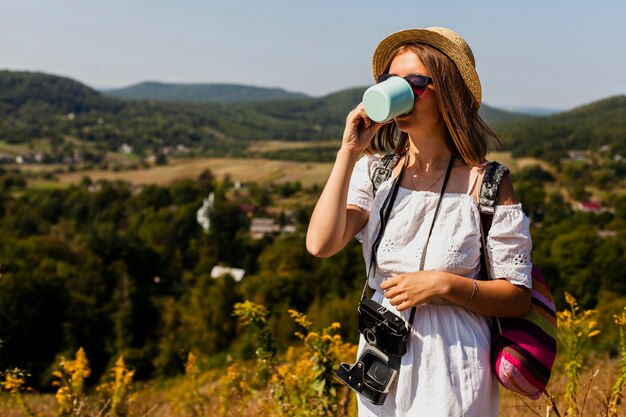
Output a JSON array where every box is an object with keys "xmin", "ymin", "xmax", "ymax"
[{"xmin": 306, "ymin": 27, "xmax": 532, "ymax": 416}]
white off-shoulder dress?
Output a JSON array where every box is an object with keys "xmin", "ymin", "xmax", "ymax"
[{"xmin": 347, "ymin": 155, "xmax": 533, "ymax": 417}]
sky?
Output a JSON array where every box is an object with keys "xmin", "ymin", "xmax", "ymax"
[{"xmin": 1, "ymin": 0, "xmax": 625, "ymax": 111}]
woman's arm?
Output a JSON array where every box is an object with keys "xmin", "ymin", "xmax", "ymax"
[
  {"xmin": 306, "ymin": 149, "xmax": 368, "ymax": 257},
  {"xmin": 306, "ymin": 105, "xmax": 385, "ymax": 258}
]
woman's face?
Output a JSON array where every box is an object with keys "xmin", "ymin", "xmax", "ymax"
[{"xmin": 387, "ymin": 50, "xmax": 445, "ymax": 136}]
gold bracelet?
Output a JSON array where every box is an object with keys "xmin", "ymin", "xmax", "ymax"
[{"xmin": 463, "ymin": 279, "xmax": 478, "ymax": 307}]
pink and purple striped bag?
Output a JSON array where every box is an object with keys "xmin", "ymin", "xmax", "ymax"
[
  {"xmin": 480, "ymin": 161, "xmax": 557, "ymax": 400},
  {"xmin": 490, "ymin": 264, "xmax": 557, "ymax": 399}
]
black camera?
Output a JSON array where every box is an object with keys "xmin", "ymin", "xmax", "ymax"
[{"xmin": 336, "ymin": 298, "xmax": 409, "ymax": 405}]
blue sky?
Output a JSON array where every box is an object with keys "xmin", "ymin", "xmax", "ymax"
[{"xmin": 2, "ymin": 0, "xmax": 625, "ymax": 110}]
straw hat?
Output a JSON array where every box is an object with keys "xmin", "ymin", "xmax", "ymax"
[{"xmin": 372, "ymin": 27, "xmax": 482, "ymax": 106}]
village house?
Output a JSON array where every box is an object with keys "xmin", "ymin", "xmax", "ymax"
[
  {"xmin": 210, "ymin": 265, "xmax": 245, "ymax": 282},
  {"xmin": 250, "ymin": 217, "xmax": 278, "ymax": 239},
  {"xmin": 575, "ymin": 201, "xmax": 603, "ymax": 213}
]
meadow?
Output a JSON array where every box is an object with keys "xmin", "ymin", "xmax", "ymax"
[
  {"xmin": 18, "ymin": 146, "xmax": 517, "ymax": 189},
  {"xmin": 2, "ymin": 295, "xmax": 626, "ymax": 417},
  {"xmin": 52, "ymin": 157, "xmax": 334, "ymax": 188}
]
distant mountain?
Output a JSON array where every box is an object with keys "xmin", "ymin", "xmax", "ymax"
[
  {"xmin": 479, "ymin": 104, "xmax": 535, "ymax": 123},
  {"xmin": 104, "ymin": 81, "xmax": 310, "ymax": 103},
  {"xmin": 106, "ymin": 81, "xmax": 532, "ymax": 123},
  {"xmin": 241, "ymin": 86, "xmax": 533, "ymax": 133},
  {"xmin": 1, "ymin": 71, "xmax": 623, "ymax": 162},
  {"xmin": 494, "ymin": 95, "xmax": 626, "ymax": 160},
  {"xmin": 504, "ymin": 106, "xmax": 563, "ymax": 116},
  {"xmin": 0, "ymin": 70, "xmax": 121, "ymax": 113}
]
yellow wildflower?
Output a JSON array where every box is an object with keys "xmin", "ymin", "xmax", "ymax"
[
  {"xmin": 614, "ymin": 307, "xmax": 626, "ymax": 326},
  {"xmin": 184, "ymin": 352, "xmax": 200, "ymax": 378},
  {"xmin": 289, "ymin": 309, "xmax": 313, "ymax": 329},
  {"xmin": 2, "ymin": 373, "xmax": 25, "ymax": 394},
  {"xmin": 52, "ymin": 347, "xmax": 91, "ymax": 416},
  {"xmin": 588, "ymin": 329, "xmax": 601, "ymax": 338},
  {"xmin": 96, "ymin": 355, "xmax": 134, "ymax": 417},
  {"xmin": 565, "ymin": 292, "xmax": 578, "ymax": 311}
]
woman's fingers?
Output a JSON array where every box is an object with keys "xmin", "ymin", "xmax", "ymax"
[
  {"xmin": 380, "ymin": 275, "xmax": 398, "ymax": 291},
  {"xmin": 382, "ymin": 278, "xmax": 404, "ymax": 306},
  {"xmin": 381, "ymin": 273, "xmax": 425, "ymax": 310},
  {"xmin": 342, "ymin": 104, "xmax": 381, "ymax": 151},
  {"xmin": 387, "ymin": 291, "xmax": 411, "ymax": 311},
  {"xmin": 351, "ymin": 105, "xmax": 372, "ymax": 127},
  {"xmin": 388, "ymin": 293, "xmax": 404, "ymax": 306}
]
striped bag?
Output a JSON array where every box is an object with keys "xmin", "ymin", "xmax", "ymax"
[
  {"xmin": 491, "ymin": 265, "xmax": 557, "ymax": 399},
  {"xmin": 479, "ymin": 162, "xmax": 557, "ymax": 400}
]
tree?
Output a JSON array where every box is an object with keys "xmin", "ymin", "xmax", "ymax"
[
  {"xmin": 550, "ymin": 226, "xmax": 601, "ymax": 307},
  {"xmin": 513, "ymin": 180, "xmax": 546, "ymax": 221}
]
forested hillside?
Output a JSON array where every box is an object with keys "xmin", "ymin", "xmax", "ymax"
[
  {"xmin": 3, "ymin": 71, "xmax": 625, "ymax": 166},
  {"xmin": 1, "ymin": 71, "xmax": 534, "ymax": 159},
  {"xmin": 495, "ymin": 95, "xmax": 626, "ymax": 161},
  {"xmin": 0, "ymin": 71, "xmax": 120, "ymax": 113}
]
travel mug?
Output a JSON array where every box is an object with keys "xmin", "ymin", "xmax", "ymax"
[{"xmin": 363, "ymin": 76, "xmax": 414, "ymax": 123}]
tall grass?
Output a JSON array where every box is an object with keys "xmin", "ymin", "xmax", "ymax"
[{"xmin": 3, "ymin": 294, "xmax": 626, "ymax": 416}]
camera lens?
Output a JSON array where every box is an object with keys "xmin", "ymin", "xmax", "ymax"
[
  {"xmin": 364, "ymin": 355, "xmax": 393, "ymax": 391},
  {"xmin": 364, "ymin": 328, "xmax": 378, "ymax": 345}
]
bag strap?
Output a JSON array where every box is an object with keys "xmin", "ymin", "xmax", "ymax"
[
  {"xmin": 370, "ymin": 152, "xmax": 402, "ymax": 194},
  {"xmin": 479, "ymin": 161, "xmax": 510, "ymax": 231},
  {"xmin": 478, "ymin": 161, "xmax": 509, "ymax": 333},
  {"xmin": 478, "ymin": 160, "xmax": 509, "ymax": 274}
]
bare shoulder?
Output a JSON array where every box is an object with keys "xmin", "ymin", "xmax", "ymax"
[{"xmin": 496, "ymin": 173, "xmax": 519, "ymax": 205}]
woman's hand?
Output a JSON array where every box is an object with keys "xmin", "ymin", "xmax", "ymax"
[
  {"xmin": 380, "ymin": 271, "xmax": 446, "ymax": 312},
  {"xmin": 381, "ymin": 271, "xmax": 531, "ymax": 316},
  {"xmin": 341, "ymin": 103, "xmax": 386, "ymax": 154}
]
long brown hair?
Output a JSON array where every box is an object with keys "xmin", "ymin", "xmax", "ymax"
[{"xmin": 366, "ymin": 43, "xmax": 501, "ymax": 166}]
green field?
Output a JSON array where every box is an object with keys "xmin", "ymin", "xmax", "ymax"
[
  {"xmin": 41, "ymin": 149, "xmax": 530, "ymax": 189},
  {"xmin": 53, "ymin": 157, "xmax": 335, "ymax": 187}
]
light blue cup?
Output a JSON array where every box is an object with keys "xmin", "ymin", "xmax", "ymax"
[{"xmin": 363, "ymin": 76, "xmax": 414, "ymax": 123}]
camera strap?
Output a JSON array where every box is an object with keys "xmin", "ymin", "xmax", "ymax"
[
  {"xmin": 363, "ymin": 154, "xmax": 408, "ymax": 298},
  {"xmin": 363, "ymin": 154, "xmax": 456, "ymax": 329}
]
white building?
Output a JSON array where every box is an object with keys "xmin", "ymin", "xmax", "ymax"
[{"xmin": 210, "ymin": 266, "xmax": 245, "ymax": 282}]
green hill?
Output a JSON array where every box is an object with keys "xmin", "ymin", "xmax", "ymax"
[
  {"xmin": 0, "ymin": 70, "xmax": 121, "ymax": 113},
  {"xmin": 479, "ymin": 104, "xmax": 535, "ymax": 124},
  {"xmin": 494, "ymin": 95, "xmax": 626, "ymax": 161},
  {"xmin": 105, "ymin": 81, "xmax": 310, "ymax": 103},
  {"xmin": 106, "ymin": 81, "xmax": 532, "ymax": 124},
  {"xmin": 0, "ymin": 71, "xmax": 529, "ymax": 153},
  {"xmin": 232, "ymin": 87, "xmax": 534, "ymax": 142},
  {"xmin": 1, "ymin": 70, "xmax": 623, "ymax": 161}
]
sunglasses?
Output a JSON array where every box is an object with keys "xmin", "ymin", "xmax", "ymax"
[{"xmin": 377, "ymin": 73, "xmax": 433, "ymax": 97}]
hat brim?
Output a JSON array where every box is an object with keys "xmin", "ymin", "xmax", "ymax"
[{"xmin": 372, "ymin": 28, "xmax": 482, "ymax": 105}]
